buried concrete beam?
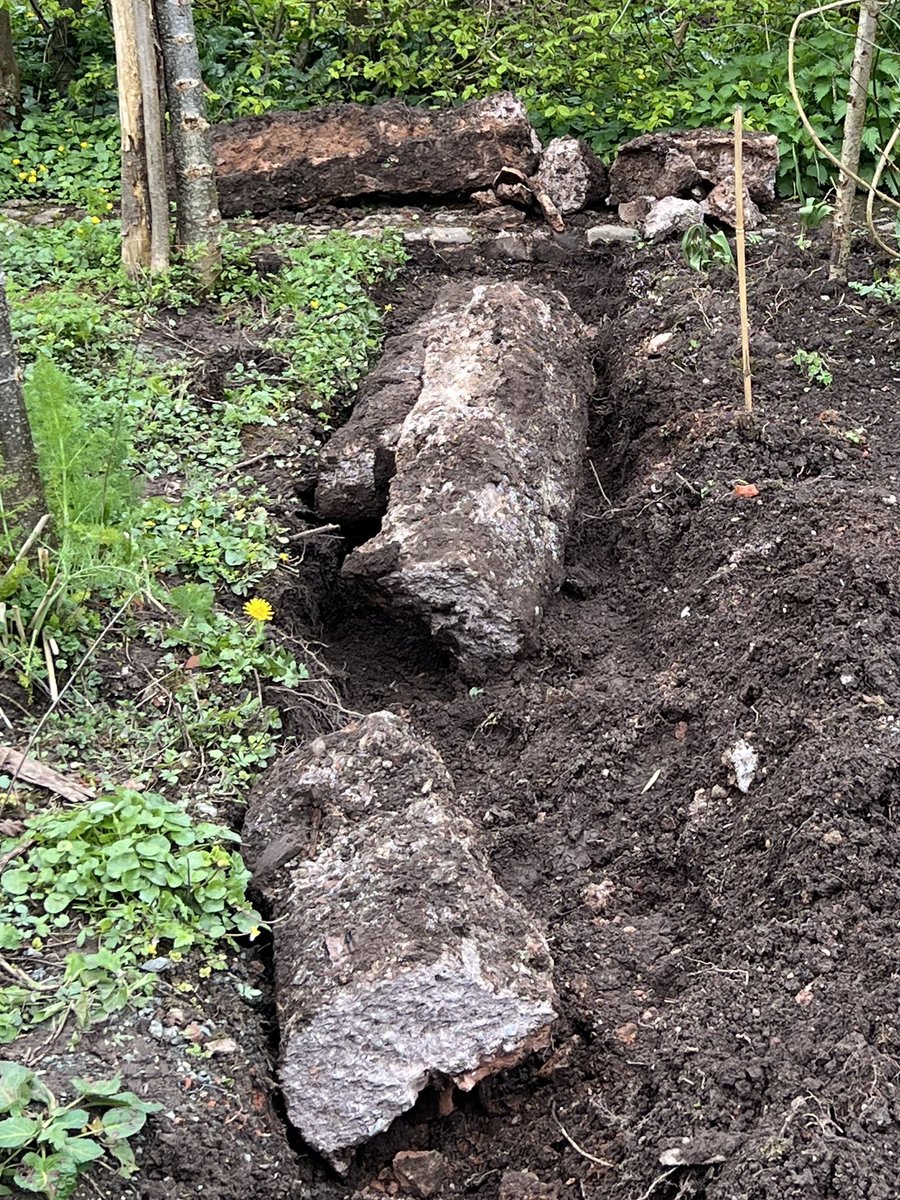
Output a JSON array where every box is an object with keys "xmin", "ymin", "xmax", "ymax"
[
  {"xmin": 319, "ymin": 279, "xmax": 595, "ymax": 674},
  {"xmin": 242, "ymin": 712, "xmax": 556, "ymax": 1168},
  {"xmin": 212, "ymin": 94, "xmax": 541, "ymax": 216}
]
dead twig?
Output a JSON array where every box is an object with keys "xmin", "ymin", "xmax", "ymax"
[
  {"xmin": 286, "ymin": 524, "xmax": 341, "ymax": 542},
  {"xmin": 552, "ymin": 1104, "xmax": 617, "ymax": 1169}
]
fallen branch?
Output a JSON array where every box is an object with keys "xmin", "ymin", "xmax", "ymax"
[{"xmin": 0, "ymin": 746, "xmax": 94, "ymax": 804}]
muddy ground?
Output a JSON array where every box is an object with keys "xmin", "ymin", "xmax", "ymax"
[{"xmin": 43, "ymin": 207, "xmax": 900, "ymax": 1200}]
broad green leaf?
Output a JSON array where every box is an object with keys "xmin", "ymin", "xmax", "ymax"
[
  {"xmin": 0, "ymin": 1115, "xmax": 41, "ymax": 1148},
  {"xmin": 101, "ymin": 1105, "xmax": 149, "ymax": 1138},
  {"xmin": 0, "ymin": 1062, "xmax": 33, "ymax": 1111},
  {"xmin": 70, "ymin": 1076, "xmax": 122, "ymax": 1098},
  {"xmin": 64, "ymin": 1136, "xmax": 105, "ymax": 1164}
]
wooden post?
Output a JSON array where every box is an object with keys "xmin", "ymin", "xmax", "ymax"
[
  {"xmin": 0, "ymin": 270, "xmax": 47, "ymax": 539},
  {"xmin": 830, "ymin": 0, "xmax": 881, "ymax": 280},
  {"xmin": 734, "ymin": 107, "xmax": 753, "ymax": 415}
]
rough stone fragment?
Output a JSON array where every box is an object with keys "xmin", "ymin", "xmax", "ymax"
[
  {"xmin": 243, "ymin": 712, "xmax": 557, "ymax": 1167},
  {"xmin": 644, "ymin": 196, "xmax": 703, "ymax": 240},
  {"xmin": 334, "ymin": 281, "xmax": 594, "ymax": 672},
  {"xmin": 586, "ymin": 224, "xmax": 640, "ymax": 246},
  {"xmin": 534, "ymin": 136, "xmax": 609, "ymax": 215},
  {"xmin": 702, "ymin": 176, "xmax": 763, "ymax": 230},
  {"xmin": 499, "ymin": 1170, "xmax": 560, "ymax": 1200},
  {"xmin": 393, "ymin": 1150, "xmax": 450, "ymax": 1198},
  {"xmin": 609, "ymin": 129, "xmax": 779, "ymax": 206},
  {"xmin": 213, "ymin": 93, "xmax": 541, "ymax": 216}
]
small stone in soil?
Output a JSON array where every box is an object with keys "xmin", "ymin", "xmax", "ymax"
[{"xmin": 392, "ymin": 1150, "xmax": 449, "ymax": 1198}]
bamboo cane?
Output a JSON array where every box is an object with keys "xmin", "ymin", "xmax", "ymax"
[{"xmin": 734, "ymin": 107, "xmax": 753, "ymax": 414}]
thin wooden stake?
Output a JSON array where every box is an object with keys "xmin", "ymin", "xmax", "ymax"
[{"xmin": 734, "ymin": 107, "xmax": 753, "ymax": 415}]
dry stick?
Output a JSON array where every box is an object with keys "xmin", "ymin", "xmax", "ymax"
[
  {"xmin": 866, "ymin": 120, "xmax": 900, "ymax": 256},
  {"xmin": 8, "ymin": 594, "xmax": 136, "ymax": 793},
  {"xmin": 734, "ymin": 107, "xmax": 753, "ymax": 415},
  {"xmin": 551, "ymin": 1105, "xmax": 617, "ymax": 1170}
]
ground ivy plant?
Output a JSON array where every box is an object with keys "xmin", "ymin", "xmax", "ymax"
[{"xmin": 0, "ymin": 1061, "xmax": 160, "ymax": 1199}]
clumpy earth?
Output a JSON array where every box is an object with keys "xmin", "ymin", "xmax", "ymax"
[
  {"xmin": 42, "ymin": 210, "xmax": 900, "ymax": 1200},
  {"xmin": 312, "ymin": 218, "xmax": 900, "ymax": 1200}
]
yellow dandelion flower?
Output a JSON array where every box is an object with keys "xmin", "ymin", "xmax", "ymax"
[{"xmin": 243, "ymin": 597, "xmax": 274, "ymax": 623}]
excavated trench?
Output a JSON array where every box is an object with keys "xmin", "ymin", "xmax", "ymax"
[{"xmin": 254, "ymin": 224, "xmax": 900, "ymax": 1200}]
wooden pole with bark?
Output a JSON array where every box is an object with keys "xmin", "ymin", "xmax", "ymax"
[
  {"xmin": 830, "ymin": 0, "xmax": 881, "ymax": 280},
  {"xmin": 155, "ymin": 0, "xmax": 221, "ymax": 281},
  {"xmin": 0, "ymin": 271, "xmax": 46, "ymax": 540},
  {"xmin": 110, "ymin": 0, "xmax": 169, "ymax": 275}
]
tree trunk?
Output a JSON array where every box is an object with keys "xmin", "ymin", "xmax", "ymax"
[
  {"xmin": 111, "ymin": 0, "xmax": 151, "ymax": 275},
  {"xmin": 133, "ymin": 0, "xmax": 170, "ymax": 273},
  {"xmin": 155, "ymin": 0, "xmax": 221, "ymax": 282},
  {"xmin": 0, "ymin": 272, "xmax": 46, "ymax": 542},
  {"xmin": 830, "ymin": 0, "xmax": 880, "ymax": 281},
  {"xmin": 110, "ymin": 0, "xmax": 169, "ymax": 275},
  {"xmin": 0, "ymin": 10, "xmax": 21, "ymax": 129}
]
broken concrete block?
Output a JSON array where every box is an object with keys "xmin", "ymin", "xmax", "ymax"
[
  {"xmin": 243, "ymin": 712, "xmax": 557, "ymax": 1168},
  {"xmin": 335, "ymin": 281, "xmax": 594, "ymax": 673},
  {"xmin": 213, "ymin": 93, "xmax": 541, "ymax": 215},
  {"xmin": 702, "ymin": 176, "xmax": 763, "ymax": 230},
  {"xmin": 609, "ymin": 129, "xmax": 779, "ymax": 206},
  {"xmin": 586, "ymin": 224, "xmax": 640, "ymax": 246},
  {"xmin": 534, "ymin": 136, "xmax": 609, "ymax": 215},
  {"xmin": 644, "ymin": 196, "xmax": 703, "ymax": 240}
]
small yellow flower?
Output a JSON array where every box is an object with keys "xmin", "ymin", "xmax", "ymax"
[
  {"xmin": 57, "ymin": 145, "xmax": 65, "ymax": 152},
  {"xmin": 90, "ymin": 215, "xmax": 101, "ymax": 224},
  {"xmin": 38, "ymin": 164, "xmax": 47, "ymax": 172},
  {"xmin": 18, "ymin": 172, "xmax": 26, "ymax": 181},
  {"xmin": 11, "ymin": 157, "xmax": 19, "ymax": 165},
  {"xmin": 80, "ymin": 140, "xmax": 89, "ymax": 149},
  {"xmin": 27, "ymin": 173, "xmax": 37, "ymax": 184},
  {"xmin": 278, "ymin": 552, "xmax": 289, "ymax": 562},
  {"xmin": 383, "ymin": 303, "xmax": 393, "ymax": 312},
  {"xmin": 191, "ymin": 517, "xmax": 202, "ymax": 529},
  {"xmin": 309, "ymin": 298, "xmax": 320, "ymax": 309},
  {"xmin": 243, "ymin": 597, "xmax": 274, "ymax": 623},
  {"xmin": 106, "ymin": 202, "xmax": 114, "ymax": 211}
]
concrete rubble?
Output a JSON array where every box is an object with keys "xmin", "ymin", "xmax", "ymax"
[{"xmin": 243, "ymin": 712, "xmax": 557, "ymax": 1168}]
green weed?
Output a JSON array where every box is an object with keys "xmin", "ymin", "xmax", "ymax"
[
  {"xmin": 0, "ymin": 1061, "xmax": 160, "ymax": 1198},
  {"xmin": 793, "ymin": 348, "xmax": 833, "ymax": 386},
  {"xmin": 0, "ymin": 789, "xmax": 261, "ymax": 1041}
]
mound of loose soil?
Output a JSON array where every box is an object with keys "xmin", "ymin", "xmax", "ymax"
[{"xmin": 314, "ymin": 223, "xmax": 900, "ymax": 1200}]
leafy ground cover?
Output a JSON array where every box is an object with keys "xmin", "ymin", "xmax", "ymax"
[
  {"xmin": 8, "ymin": 0, "xmax": 900, "ymax": 206},
  {"xmin": 0, "ymin": 212, "xmax": 403, "ymax": 1194}
]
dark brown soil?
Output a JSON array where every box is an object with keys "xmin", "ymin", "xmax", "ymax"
[
  {"xmin": 314, "ymin": 222, "xmax": 900, "ymax": 1200},
  {"xmin": 22, "ymin": 211, "xmax": 898, "ymax": 1200}
]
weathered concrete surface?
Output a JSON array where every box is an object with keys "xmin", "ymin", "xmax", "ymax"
[
  {"xmin": 213, "ymin": 94, "xmax": 542, "ymax": 216},
  {"xmin": 243, "ymin": 712, "xmax": 556, "ymax": 1167},
  {"xmin": 332, "ymin": 281, "xmax": 594, "ymax": 672},
  {"xmin": 535, "ymin": 136, "xmax": 609, "ymax": 215},
  {"xmin": 608, "ymin": 129, "xmax": 779, "ymax": 206},
  {"xmin": 644, "ymin": 196, "xmax": 703, "ymax": 240}
]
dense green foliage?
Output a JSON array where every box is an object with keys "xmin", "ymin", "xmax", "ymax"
[{"xmin": 6, "ymin": 0, "xmax": 900, "ymax": 201}]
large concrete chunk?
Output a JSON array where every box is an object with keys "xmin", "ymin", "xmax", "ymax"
[
  {"xmin": 535, "ymin": 136, "xmax": 609, "ymax": 215},
  {"xmin": 213, "ymin": 94, "xmax": 541, "ymax": 216},
  {"xmin": 334, "ymin": 280, "xmax": 594, "ymax": 672},
  {"xmin": 243, "ymin": 712, "xmax": 556, "ymax": 1167},
  {"xmin": 608, "ymin": 128, "xmax": 779, "ymax": 205}
]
